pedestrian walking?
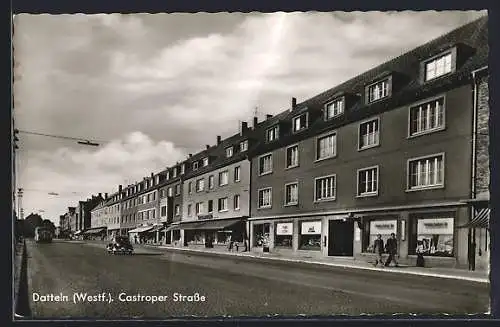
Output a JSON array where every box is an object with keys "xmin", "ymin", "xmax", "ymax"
[
  {"xmin": 134, "ymin": 235, "xmax": 138, "ymax": 244},
  {"xmin": 373, "ymin": 234, "xmax": 384, "ymax": 267},
  {"xmin": 384, "ymin": 233, "xmax": 399, "ymax": 267},
  {"xmin": 416, "ymin": 240, "xmax": 425, "ymax": 267}
]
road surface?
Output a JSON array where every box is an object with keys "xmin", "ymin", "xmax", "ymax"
[{"xmin": 25, "ymin": 240, "xmax": 489, "ymax": 318}]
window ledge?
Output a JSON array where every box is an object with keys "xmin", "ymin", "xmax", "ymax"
[
  {"xmin": 407, "ymin": 126, "xmax": 446, "ymax": 139},
  {"xmin": 325, "ymin": 112, "xmax": 344, "ymax": 121},
  {"xmin": 424, "ymin": 71, "xmax": 454, "ymax": 84},
  {"xmin": 313, "ymin": 198, "xmax": 336, "ymax": 203},
  {"xmin": 285, "ymin": 164, "xmax": 299, "ymax": 170},
  {"xmin": 234, "ymin": 208, "xmax": 241, "ymax": 211},
  {"xmin": 356, "ymin": 192, "xmax": 379, "ymax": 198},
  {"xmin": 292, "ymin": 127, "xmax": 308, "ymax": 134},
  {"xmin": 405, "ymin": 185, "xmax": 444, "ymax": 192},
  {"xmin": 358, "ymin": 143, "xmax": 380, "ymax": 152},
  {"xmin": 257, "ymin": 206, "xmax": 272, "ymax": 210},
  {"xmin": 314, "ymin": 155, "xmax": 337, "ymax": 163},
  {"xmin": 219, "ymin": 210, "xmax": 229, "ymax": 213},
  {"xmin": 259, "ymin": 171, "xmax": 273, "ymax": 177},
  {"xmin": 366, "ymin": 95, "xmax": 390, "ymax": 106},
  {"xmin": 284, "ymin": 203, "xmax": 299, "ymax": 207}
]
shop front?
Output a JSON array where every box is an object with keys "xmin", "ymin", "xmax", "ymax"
[
  {"xmin": 82, "ymin": 227, "xmax": 107, "ymax": 240},
  {"xmin": 127, "ymin": 225, "xmax": 154, "ymax": 244}
]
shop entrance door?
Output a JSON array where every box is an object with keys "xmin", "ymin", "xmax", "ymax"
[{"xmin": 328, "ymin": 220, "xmax": 354, "ymax": 256}]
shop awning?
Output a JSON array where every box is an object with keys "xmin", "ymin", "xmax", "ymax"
[
  {"xmin": 128, "ymin": 226, "xmax": 154, "ymax": 233},
  {"xmin": 147, "ymin": 225, "xmax": 164, "ymax": 233},
  {"xmin": 196, "ymin": 218, "xmax": 242, "ymax": 230},
  {"xmin": 83, "ymin": 227, "xmax": 106, "ymax": 235},
  {"xmin": 74, "ymin": 230, "xmax": 83, "ymax": 235},
  {"xmin": 459, "ymin": 208, "xmax": 490, "ymax": 229}
]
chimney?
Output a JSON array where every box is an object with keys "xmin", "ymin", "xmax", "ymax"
[
  {"xmin": 239, "ymin": 121, "xmax": 248, "ymax": 136},
  {"xmin": 291, "ymin": 97, "xmax": 297, "ymax": 111},
  {"xmin": 105, "ymin": 193, "xmax": 108, "ymax": 199},
  {"xmin": 151, "ymin": 173, "xmax": 154, "ymax": 178},
  {"xmin": 217, "ymin": 135, "xmax": 222, "ymax": 144},
  {"xmin": 253, "ymin": 116, "xmax": 258, "ymax": 128},
  {"xmin": 189, "ymin": 153, "xmax": 193, "ymax": 157},
  {"xmin": 119, "ymin": 185, "xmax": 122, "ymax": 192},
  {"xmin": 98, "ymin": 193, "xmax": 102, "ymax": 198},
  {"xmin": 206, "ymin": 145, "xmax": 210, "ymax": 150},
  {"xmin": 266, "ymin": 114, "xmax": 273, "ymax": 120}
]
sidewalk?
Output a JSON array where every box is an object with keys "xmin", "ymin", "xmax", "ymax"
[{"xmin": 68, "ymin": 239, "xmax": 490, "ymax": 283}]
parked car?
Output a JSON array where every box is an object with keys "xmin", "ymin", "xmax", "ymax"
[{"xmin": 106, "ymin": 236, "xmax": 134, "ymax": 255}]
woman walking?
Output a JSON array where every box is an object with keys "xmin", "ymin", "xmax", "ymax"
[{"xmin": 373, "ymin": 234, "xmax": 385, "ymax": 267}]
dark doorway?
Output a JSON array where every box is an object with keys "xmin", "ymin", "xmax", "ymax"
[{"xmin": 328, "ymin": 220, "xmax": 354, "ymax": 256}]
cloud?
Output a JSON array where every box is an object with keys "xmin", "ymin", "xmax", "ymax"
[{"xmin": 13, "ymin": 11, "xmax": 487, "ymax": 223}]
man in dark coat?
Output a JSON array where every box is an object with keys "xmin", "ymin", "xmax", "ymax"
[
  {"xmin": 385, "ymin": 233, "xmax": 399, "ymax": 267},
  {"xmin": 373, "ymin": 234, "xmax": 384, "ymax": 267}
]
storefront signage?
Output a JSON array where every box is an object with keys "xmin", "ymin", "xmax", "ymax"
[
  {"xmin": 198, "ymin": 214, "xmax": 213, "ymax": 220},
  {"xmin": 417, "ymin": 217, "xmax": 453, "ymax": 235},
  {"xmin": 370, "ymin": 220, "xmax": 397, "ymax": 235},
  {"xmin": 276, "ymin": 223, "xmax": 293, "ymax": 235},
  {"xmin": 301, "ymin": 221, "xmax": 322, "ymax": 235}
]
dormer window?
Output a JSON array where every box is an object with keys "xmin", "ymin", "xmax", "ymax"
[
  {"xmin": 193, "ymin": 162, "xmax": 199, "ymax": 171},
  {"xmin": 172, "ymin": 167, "xmax": 177, "ymax": 178},
  {"xmin": 240, "ymin": 140, "xmax": 248, "ymax": 152},
  {"xmin": 180, "ymin": 164, "xmax": 185, "ymax": 175},
  {"xmin": 325, "ymin": 97, "xmax": 344, "ymax": 120},
  {"xmin": 266, "ymin": 125, "xmax": 279, "ymax": 142},
  {"xmin": 425, "ymin": 52, "xmax": 452, "ymax": 81},
  {"xmin": 165, "ymin": 171, "xmax": 170, "ymax": 180},
  {"xmin": 203, "ymin": 157, "xmax": 209, "ymax": 167},
  {"xmin": 226, "ymin": 146, "xmax": 233, "ymax": 158},
  {"xmin": 293, "ymin": 113, "xmax": 308, "ymax": 133},
  {"xmin": 367, "ymin": 78, "xmax": 390, "ymax": 103}
]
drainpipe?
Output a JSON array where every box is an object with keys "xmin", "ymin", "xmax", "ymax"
[{"xmin": 471, "ymin": 65, "xmax": 488, "ymax": 201}]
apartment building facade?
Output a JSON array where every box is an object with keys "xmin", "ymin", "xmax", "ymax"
[
  {"xmin": 248, "ymin": 17, "xmax": 488, "ymax": 269},
  {"xmin": 174, "ymin": 126, "xmax": 252, "ymax": 249},
  {"xmin": 105, "ymin": 189, "xmax": 122, "ymax": 239},
  {"xmin": 159, "ymin": 164, "xmax": 184, "ymax": 245}
]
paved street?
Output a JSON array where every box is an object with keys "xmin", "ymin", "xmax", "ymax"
[{"xmin": 26, "ymin": 239, "xmax": 489, "ymax": 318}]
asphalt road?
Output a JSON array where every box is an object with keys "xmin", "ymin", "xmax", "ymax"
[{"xmin": 25, "ymin": 239, "xmax": 489, "ymax": 318}]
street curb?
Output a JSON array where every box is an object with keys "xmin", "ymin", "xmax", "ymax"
[
  {"xmin": 14, "ymin": 240, "xmax": 32, "ymax": 318},
  {"xmin": 155, "ymin": 246, "xmax": 490, "ymax": 284}
]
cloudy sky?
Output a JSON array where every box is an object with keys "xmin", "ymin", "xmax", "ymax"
[{"xmin": 13, "ymin": 11, "xmax": 486, "ymax": 224}]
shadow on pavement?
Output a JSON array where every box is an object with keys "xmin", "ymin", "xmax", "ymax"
[{"xmin": 15, "ymin": 241, "xmax": 32, "ymax": 318}]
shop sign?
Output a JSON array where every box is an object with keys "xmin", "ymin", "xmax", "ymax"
[
  {"xmin": 198, "ymin": 214, "xmax": 213, "ymax": 220},
  {"xmin": 276, "ymin": 222, "xmax": 293, "ymax": 235},
  {"xmin": 370, "ymin": 220, "xmax": 397, "ymax": 235},
  {"xmin": 417, "ymin": 217, "xmax": 454, "ymax": 235},
  {"xmin": 301, "ymin": 221, "xmax": 322, "ymax": 235}
]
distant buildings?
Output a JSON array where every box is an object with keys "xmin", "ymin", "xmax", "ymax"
[{"xmin": 63, "ymin": 17, "xmax": 489, "ymax": 270}]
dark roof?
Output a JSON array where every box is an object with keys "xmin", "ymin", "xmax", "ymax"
[{"xmin": 248, "ymin": 16, "xmax": 488, "ymax": 157}]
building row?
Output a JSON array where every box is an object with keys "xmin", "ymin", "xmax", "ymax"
[{"xmin": 62, "ymin": 17, "xmax": 490, "ymax": 271}]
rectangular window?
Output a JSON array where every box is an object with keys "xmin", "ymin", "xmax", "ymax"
[
  {"xmin": 286, "ymin": 145, "xmax": 299, "ymax": 168},
  {"xmin": 226, "ymin": 146, "xmax": 233, "ymax": 158},
  {"xmin": 172, "ymin": 167, "xmax": 177, "ymax": 178},
  {"xmin": 368, "ymin": 79, "xmax": 390, "ymax": 103},
  {"xmin": 325, "ymin": 97, "xmax": 344, "ymax": 120},
  {"xmin": 416, "ymin": 217, "xmax": 454, "ymax": 256},
  {"xmin": 315, "ymin": 175, "xmax": 336, "ymax": 201},
  {"xmin": 285, "ymin": 182, "xmax": 299, "ymax": 205},
  {"xmin": 187, "ymin": 204, "xmax": 192, "ymax": 217},
  {"xmin": 233, "ymin": 195, "xmax": 240, "ymax": 210},
  {"xmin": 195, "ymin": 202, "xmax": 204, "ymax": 215},
  {"xmin": 196, "ymin": 178, "xmax": 205, "ymax": 192},
  {"xmin": 208, "ymin": 200, "xmax": 213, "ymax": 213},
  {"xmin": 359, "ymin": 119, "xmax": 379, "ymax": 150},
  {"xmin": 167, "ymin": 187, "xmax": 173, "ymax": 197},
  {"xmin": 234, "ymin": 166, "xmax": 241, "ymax": 182},
  {"xmin": 275, "ymin": 222, "xmax": 293, "ymax": 247},
  {"xmin": 193, "ymin": 162, "xmax": 199, "ymax": 171},
  {"xmin": 410, "ymin": 97, "xmax": 445, "ymax": 136},
  {"xmin": 219, "ymin": 171, "xmax": 229, "ymax": 186},
  {"xmin": 203, "ymin": 157, "xmax": 209, "ymax": 167},
  {"xmin": 266, "ymin": 125, "xmax": 279, "ymax": 142},
  {"xmin": 188, "ymin": 182, "xmax": 193, "ymax": 194},
  {"xmin": 166, "ymin": 171, "xmax": 170, "ymax": 180},
  {"xmin": 316, "ymin": 133, "xmax": 336, "ymax": 160},
  {"xmin": 259, "ymin": 154, "xmax": 273, "ymax": 175},
  {"xmin": 425, "ymin": 53, "xmax": 452, "ymax": 81},
  {"xmin": 408, "ymin": 154, "xmax": 444, "ymax": 190},
  {"xmin": 357, "ymin": 166, "xmax": 379, "ymax": 196},
  {"xmin": 258, "ymin": 188, "xmax": 272, "ymax": 208},
  {"xmin": 240, "ymin": 140, "xmax": 248, "ymax": 152},
  {"xmin": 181, "ymin": 164, "xmax": 185, "ymax": 174},
  {"xmin": 218, "ymin": 198, "xmax": 228, "ymax": 211},
  {"xmin": 299, "ymin": 221, "xmax": 322, "ymax": 251},
  {"xmin": 208, "ymin": 175, "xmax": 214, "ymax": 189},
  {"xmin": 161, "ymin": 206, "xmax": 167, "ymax": 217},
  {"xmin": 293, "ymin": 113, "xmax": 308, "ymax": 132},
  {"xmin": 175, "ymin": 205, "xmax": 180, "ymax": 216},
  {"xmin": 175, "ymin": 184, "xmax": 181, "ymax": 195}
]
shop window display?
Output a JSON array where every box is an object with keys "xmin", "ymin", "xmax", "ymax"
[
  {"xmin": 275, "ymin": 222, "xmax": 293, "ymax": 247},
  {"xmin": 363, "ymin": 219, "xmax": 397, "ymax": 252},
  {"xmin": 253, "ymin": 223, "xmax": 270, "ymax": 247},
  {"xmin": 415, "ymin": 217, "xmax": 454, "ymax": 256},
  {"xmin": 299, "ymin": 221, "xmax": 321, "ymax": 251}
]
